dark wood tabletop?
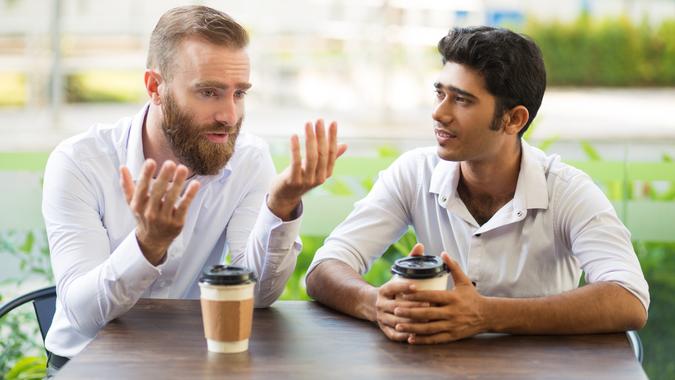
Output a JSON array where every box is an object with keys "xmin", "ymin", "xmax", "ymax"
[{"xmin": 55, "ymin": 299, "xmax": 646, "ymax": 380}]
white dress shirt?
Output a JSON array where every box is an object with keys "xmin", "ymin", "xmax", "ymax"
[
  {"xmin": 308, "ymin": 140, "xmax": 649, "ymax": 312},
  {"xmin": 43, "ymin": 103, "xmax": 302, "ymax": 358}
]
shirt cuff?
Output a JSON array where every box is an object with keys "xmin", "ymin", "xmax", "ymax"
[
  {"xmin": 108, "ymin": 230, "xmax": 161, "ymax": 287},
  {"xmin": 260, "ymin": 194, "xmax": 303, "ymax": 252}
]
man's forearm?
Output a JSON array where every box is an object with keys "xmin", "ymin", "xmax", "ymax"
[
  {"xmin": 482, "ymin": 282, "xmax": 647, "ymax": 334},
  {"xmin": 306, "ymin": 259, "xmax": 378, "ymax": 321}
]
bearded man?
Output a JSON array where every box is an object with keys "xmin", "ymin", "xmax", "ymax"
[{"xmin": 41, "ymin": 5, "xmax": 346, "ymax": 374}]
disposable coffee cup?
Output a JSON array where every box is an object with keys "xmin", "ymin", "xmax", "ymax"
[
  {"xmin": 390, "ymin": 255, "xmax": 451, "ymax": 291},
  {"xmin": 198, "ymin": 265, "xmax": 256, "ymax": 353}
]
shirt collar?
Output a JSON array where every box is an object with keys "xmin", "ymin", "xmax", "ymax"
[
  {"xmin": 513, "ymin": 139, "xmax": 549, "ymax": 211},
  {"xmin": 124, "ymin": 102, "xmax": 233, "ymax": 183},
  {"xmin": 125, "ymin": 103, "xmax": 150, "ymax": 181},
  {"xmin": 428, "ymin": 139, "xmax": 549, "ymax": 211},
  {"xmin": 429, "ymin": 157, "xmax": 460, "ymax": 198}
]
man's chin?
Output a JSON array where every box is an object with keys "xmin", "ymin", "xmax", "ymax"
[{"xmin": 436, "ymin": 146, "xmax": 461, "ymax": 162}]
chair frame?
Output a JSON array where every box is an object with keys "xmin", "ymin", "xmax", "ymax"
[{"xmin": 0, "ymin": 285, "xmax": 57, "ymax": 357}]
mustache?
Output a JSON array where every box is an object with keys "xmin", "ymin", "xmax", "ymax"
[{"xmin": 203, "ymin": 119, "xmax": 243, "ymax": 133}]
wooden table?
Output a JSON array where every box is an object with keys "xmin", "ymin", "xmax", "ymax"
[{"xmin": 55, "ymin": 299, "xmax": 646, "ymax": 379}]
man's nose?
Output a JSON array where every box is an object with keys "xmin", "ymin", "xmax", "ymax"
[
  {"xmin": 432, "ymin": 99, "xmax": 453, "ymax": 125},
  {"xmin": 215, "ymin": 97, "xmax": 239, "ymax": 126}
]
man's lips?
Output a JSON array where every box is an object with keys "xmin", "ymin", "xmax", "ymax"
[
  {"xmin": 204, "ymin": 131, "xmax": 230, "ymax": 144},
  {"xmin": 435, "ymin": 128, "xmax": 457, "ymax": 141}
]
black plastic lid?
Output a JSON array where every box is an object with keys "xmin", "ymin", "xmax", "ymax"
[
  {"xmin": 391, "ymin": 256, "xmax": 448, "ymax": 279},
  {"xmin": 199, "ymin": 265, "xmax": 256, "ymax": 285}
]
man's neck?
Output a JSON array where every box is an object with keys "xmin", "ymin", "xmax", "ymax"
[
  {"xmin": 459, "ymin": 139, "xmax": 522, "ymax": 199},
  {"xmin": 457, "ymin": 139, "xmax": 522, "ymax": 225}
]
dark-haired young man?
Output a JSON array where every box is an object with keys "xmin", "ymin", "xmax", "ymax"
[
  {"xmin": 43, "ymin": 5, "xmax": 346, "ymax": 373},
  {"xmin": 306, "ymin": 26, "xmax": 648, "ymax": 344}
]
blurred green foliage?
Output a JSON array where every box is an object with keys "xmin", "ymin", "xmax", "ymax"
[
  {"xmin": 526, "ymin": 14, "xmax": 675, "ymax": 86},
  {"xmin": 0, "ymin": 231, "xmax": 51, "ymax": 380}
]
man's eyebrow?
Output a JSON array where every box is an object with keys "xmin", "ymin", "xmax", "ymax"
[
  {"xmin": 433, "ymin": 82, "xmax": 477, "ymax": 100},
  {"xmin": 195, "ymin": 81, "xmax": 252, "ymax": 90}
]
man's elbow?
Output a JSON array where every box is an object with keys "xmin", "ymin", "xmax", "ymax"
[
  {"xmin": 625, "ymin": 306, "xmax": 648, "ymax": 331},
  {"xmin": 305, "ymin": 267, "xmax": 320, "ymax": 300}
]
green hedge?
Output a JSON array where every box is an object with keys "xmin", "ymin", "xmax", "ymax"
[{"xmin": 525, "ymin": 14, "xmax": 675, "ymax": 86}]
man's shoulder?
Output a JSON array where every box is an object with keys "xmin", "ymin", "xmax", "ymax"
[
  {"xmin": 51, "ymin": 117, "xmax": 132, "ymax": 164},
  {"xmin": 393, "ymin": 146, "xmax": 440, "ymax": 168},
  {"xmin": 525, "ymin": 143, "xmax": 591, "ymax": 185},
  {"xmin": 234, "ymin": 132, "xmax": 269, "ymax": 153},
  {"xmin": 231, "ymin": 132, "xmax": 270, "ymax": 162}
]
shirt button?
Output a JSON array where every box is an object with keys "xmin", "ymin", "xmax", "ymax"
[
  {"xmin": 515, "ymin": 210, "xmax": 524, "ymax": 217},
  {"xmin": 440, "ymin": 195, "xmax": 448, "ymax": 202},
  {"xmin": 475, "ymin": 233, "xmax": 481, "ymax": 237}
]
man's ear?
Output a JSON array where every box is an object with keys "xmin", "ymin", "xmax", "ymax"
[
  {"xmin": 144, "ymin": 70, "xmax": 163, "ymax": 105},
  {"xmin": 503, "ymin": 105, "xmax": 529, "ymax": 136}
]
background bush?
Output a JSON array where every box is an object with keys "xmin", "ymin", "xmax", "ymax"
[{"xmin": 526, "ymin": 14, "xmax": 675, "ymax": 86}]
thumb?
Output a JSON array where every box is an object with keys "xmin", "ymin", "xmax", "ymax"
[
  {"xmin": 408, "ymin": 243, "xmax": 424, "ymax": 257},
  {"xmin": 441, "ymin": 252, "xmax": 471, "ymax": 286}
]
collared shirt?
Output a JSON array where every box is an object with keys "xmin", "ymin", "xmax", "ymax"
[
  {"xmin": 43, "ymin": 103, "xmax": 302, "ymax": 358},
  {"xmin": 308, "ymin": 140, "xmax": 649, "ymax": 312}
]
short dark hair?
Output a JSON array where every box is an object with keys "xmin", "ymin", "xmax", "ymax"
[
  {"xmin": 147, "ymin": 5, "xmax": 249, "ymax": 81},
  {"xmin": 437, "ymin": 26, "xmax": 546, "ymax": 136}
]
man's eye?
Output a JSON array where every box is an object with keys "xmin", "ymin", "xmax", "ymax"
[
  {"xmin": 435, "ymin": 89, "xmax": 445, "ymax": 99},
  {"xmin": 234, "ymin": 90, "xmax": 247, "ymax": 98},
  {"xmin": 200, "ymin": 89, "xmax": 217, "ymax": 97},
  {"xmin": 455, "ymin": 96, "xmax": 468, "ymax": 104}
]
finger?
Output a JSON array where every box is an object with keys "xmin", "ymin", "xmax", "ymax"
[
  {"xmin": 174, "ymin": 180, "xmax": 201, "ymax": 220},
  {"xmin": 378, "ymin": 310, "xmax": 413, "ymax": 327},
  {"xmin": 289, "ymin": 134, "xmax": 302, "ymax": 183},
  {"xmin": 303, "ymin": 121, "xmax": 318, "ymax": 183},
  {"xmin": 314, "ymin": 120, "xmax": 328, "ymax": 183},
  {"xmin": 409, "ymin": 243, "xmax": 424, "ymax": 257},
  {"xmin": 379, "ymin": 324, "xmax": 410, "ymax": 342},
  {"xmin": 396, "ymin": 320, "xmax": 450, "ymax": 335},
  {"xmin": 131, "ymin": 160, "xmax": 156, "ymax": 213},
  {"xmin": 119, "ymin": 166, "xmax": 135, "ymax": 204},
  {"xmin": 325, "ymin": 121, "xmax": 338, "ymax": 178},
  {"xmin": 148, "ymin": 161, "xmax": 176, "ymax": 212},
  {"xmin": 408, "ymin": 332, "xmax": 456, "ymax": 345},
  {"xmin": 378, "ymin": 297, "xmax": 428, "ymax": 315},
  {"xmin": 401, "ymin": 290, "xmax": 453, "ymax": 304},
  {"xmin": 161, "ymin": 164, "xmax": 189, "ymax": 217},
  {"xmin": 394, "ymin": 300, "xmax": 431, "ymax": 309},
  {"xmin": 336, "ymin": 143, "xmax": 348, "ymax": 158},
  {"xmin": 441, "ymin": 252, "xmax": 472, "ymax": 286},
  {"xmin": 394, "ymin": 306, "xmax": 448, "ymax": 321},
  {"xmin": 379, "ymin": 281, "xmax": 416, "ymax": 298}
]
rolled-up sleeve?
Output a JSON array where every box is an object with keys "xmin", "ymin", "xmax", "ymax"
[
  {"xmin": 556, "ymin": 172, "xmax": 650, "ymax": 312},
  {"xmin": 307, "ymin": 152, "xmax": 416, "ymax": 277}
]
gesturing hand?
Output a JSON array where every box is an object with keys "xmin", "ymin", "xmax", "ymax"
[
  {"xmin": 119, "ymin": 160, "xmax": 201, "ymax": 266},
  {"xmin": 267, "ymin": 119, "xmax": 348, "ymax": 220},
  {"xmin": 393, "ymin": 252, "xmax": 488, "ymax": 344}
]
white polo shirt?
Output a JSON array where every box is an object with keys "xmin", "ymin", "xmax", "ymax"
[
  {"xmin": 308, "ymin": 141, "xmax": 649, "ymax": 311},
  {"xmin": 43, "ymin": 104, "xmax": 302, "ymax": 358}
]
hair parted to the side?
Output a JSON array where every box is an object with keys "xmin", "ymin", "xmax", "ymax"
[
  {"xmin": 437, "ymin": 26, "xmax": 546, "ymax": 137},
  {"xmin": 147, "ymin": 5, "xmax": 249, "ymax": 80}
]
